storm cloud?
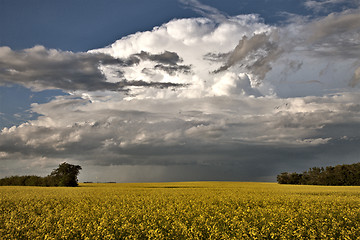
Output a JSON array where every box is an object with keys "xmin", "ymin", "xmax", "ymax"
[{"xmin": 2, "ymin": 92, "xmax": 360, "ymax": 181}]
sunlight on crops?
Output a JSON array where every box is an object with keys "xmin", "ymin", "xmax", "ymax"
[{"xmin": 1, "ymin": 182, "xmax": 360, "ymax": 239}]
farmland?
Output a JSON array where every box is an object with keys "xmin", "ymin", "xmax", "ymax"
[{"xmin": 1, "ymin": 182, "xmax": 360, "ymax": 239}]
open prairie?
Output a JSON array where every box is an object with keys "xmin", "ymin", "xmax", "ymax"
[{"xmin": 1, "ymin": 182, "xmax": 360, "ymax": 239}]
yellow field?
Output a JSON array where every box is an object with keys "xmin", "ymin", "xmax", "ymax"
[{"xmin": 1, "ymin": 182, "xmax": 360, "ymax": 239}]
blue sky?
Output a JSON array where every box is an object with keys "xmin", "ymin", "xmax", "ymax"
[
  {"xmin": 0, "ymin": 0, "xmax": 196, "ymax": 51},
  {"xmin": 1, "ymin": 0, "xmax": 360, "ymax": 182}
]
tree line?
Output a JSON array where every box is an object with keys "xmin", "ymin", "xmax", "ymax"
[
  {"xmin": 0, "ymin": 162, "xmax": 82, "ymax": 187},
  {"xmin": 277, "ymin": 162, "xmax": 360, "ymax": 185}
]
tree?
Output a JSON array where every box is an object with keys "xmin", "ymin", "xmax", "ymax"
[
  {"xmin": 277, "ymin": 172, "xmax": 291, "ymax": 184},
  {"xmin": 0, "ymin": 162, "xmax": 82, "ymax": 187},
  {"xmin": 277, "ymin": 162, "xmax": 360, "ymax": 186},
  {"xmin": 49, "ymin": 162, "xmax": 82, "ymax": 187},
  {"xmin": 277, "ymin": 172, "xmax": 303, "ymax": 184}
]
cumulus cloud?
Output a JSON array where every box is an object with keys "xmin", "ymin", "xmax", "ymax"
[
  {"xmin": 92, "ymin": 9, "xmax": 360, "ymax": 99},
  {"xmin": 92, "ymin": 15, "xmax": 276, "ymax": 98}
]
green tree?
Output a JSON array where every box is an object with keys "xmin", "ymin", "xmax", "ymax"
[
  {"xmin": 277, "ymin": 172, "xmax": 291, "ymax": 184},
  {"xmin": 50, "ymin": 162, "xmax": 82, "ymax": 187},
  {"xmin": 277, "ymin": 162, "xmax": 360, "ymax": 186}
]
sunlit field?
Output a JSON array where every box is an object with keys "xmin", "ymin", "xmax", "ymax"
[{"xmin": 1, "ymin": 182, "xmax": 360, "ymax": 239}]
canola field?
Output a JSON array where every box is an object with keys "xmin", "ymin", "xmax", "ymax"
[{"xmin": 1, "ymin": 182, "xmax": 360, "ymax": 239}]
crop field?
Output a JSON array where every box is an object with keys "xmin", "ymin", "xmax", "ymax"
[{"xmin": 1, "ymin": 182, "xmax": 360, "ymax": 239}]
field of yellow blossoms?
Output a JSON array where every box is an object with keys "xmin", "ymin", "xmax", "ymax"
[{"xmin": 1, "ymin": 182, "xmax": 360, "ymax": 239}]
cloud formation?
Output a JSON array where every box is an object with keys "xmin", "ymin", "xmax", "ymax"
[
  {"xmin": 308, "ymin": 10, "xmax": 360, "ymax": 42},
  {"xmin": 1, "ymin": 2, "xmax": 360, "ymax": 181},
  {"xmin": 0, "ymin": 46, "xmax": 186, "ymax": 92},
  {"xmin": 214, "ymin": 33, "xmax": 283, "ymax": 84},
  {"xmin": 2, "ymin": 92, "xmax": 360, "ymax": 177}
]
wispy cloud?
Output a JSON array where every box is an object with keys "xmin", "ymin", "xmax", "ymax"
[
  {"xmin": 179, "ymin": 0, "xmax": 228, "ymax": 22},
  {"xmin": 304, "ymin": 0, "xmax": 358, "ymax": 12}
]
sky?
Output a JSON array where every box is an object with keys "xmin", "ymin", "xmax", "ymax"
[{"xmin": 1, "ymin": 0, "xmax": 360, "ymax": 182}]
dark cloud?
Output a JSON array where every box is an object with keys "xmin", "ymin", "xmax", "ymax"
[
  {"xmin": 154, "ymin": 64, "xmax": 192, "ymax": 75},
  {"xmin": 203, "ymin": 52, "xmax": 229, "ymax": 62},
  {"xmin": 133, "ymin": 51, "xmax": 192, "ymax": 75},
  {"xmin": 1, "ymin": 93, "xmax": 360, "ymax": 181},
  {"xmin": 227, "ymin": 34, "xmax": 274, "ymax": 68},
  {"xmin": 299, "ymin": 14, "xmax": 360, "ymax": 60},
  {"xmin": 2, "ymin": 124, "xmax": 359, "ymax": 182},
  {"xmin": 0, "ymin": 46, "xmax": 120, "ymax": 91},
  {"xmin": 214, "ymin": 33, "xmax": 283, "ymax": 83},
  {"xmin": 133, "ymin": 51, "xmax": 182, "ymax": 65},
  {"xmin": 309, "ymin": 11, "xmax": 360, "ymax": 42},
  {"xmin": 0, "ymin": 46, "xmax": 185, "ymax": 92},
  {"xmin": 117, "ymin": 80, "xmax": 188, "ymax": 89}
]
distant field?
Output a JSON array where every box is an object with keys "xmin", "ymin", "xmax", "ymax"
[{"xmin": 1, "ymin": 182, "xmax": 360, "ymax": 239}]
